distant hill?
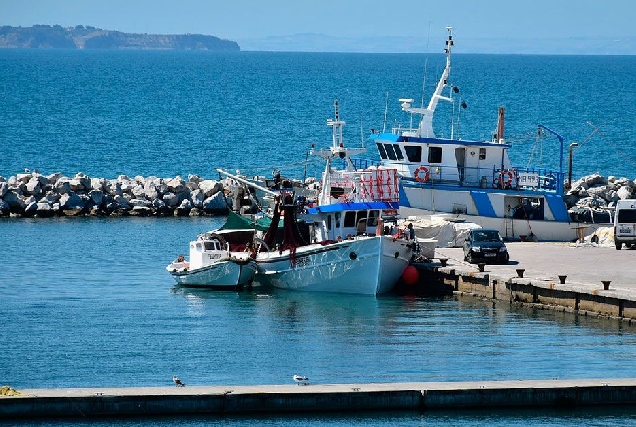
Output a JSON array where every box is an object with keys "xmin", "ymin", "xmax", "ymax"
[{"xmin": 0, "ymin": 25, "xmax": 240, "ymax": 51}]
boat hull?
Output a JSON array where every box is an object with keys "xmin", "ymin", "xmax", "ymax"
[
  {"xmin": 254, "ymin": 236, "xmax": 412, "ymax": 295},
  {"xmin": 167, "ymin": 259, "xmax": 257, "ymax": 289},
  {"xmin": 400, "ymin": 184, "xmax": 606, "ymax": 242}
]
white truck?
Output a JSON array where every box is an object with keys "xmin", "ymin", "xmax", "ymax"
[{"xmin": 614, "ymin": 199, "xmax": 636, "ymax": 250}]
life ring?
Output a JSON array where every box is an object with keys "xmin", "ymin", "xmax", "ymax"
[
  {"xmin": 414, "ymin": 166, "xmax": 430, "ymax": 182},
  {"xmin": 499, "ymin": 170, "xmax": 513, "ymax": 188}
]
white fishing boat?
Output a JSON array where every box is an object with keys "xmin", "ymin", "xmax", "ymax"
[
  {"xmin": 166, "ymin": 228, "xmax": 258, "ymax": 289},
  {"xmin": 237, "ymin": 100, "xmax": 428, "ymax": 295},
  {"xmin": 369, "ymin": 27, "xmax": 605, "ymax": 241}
]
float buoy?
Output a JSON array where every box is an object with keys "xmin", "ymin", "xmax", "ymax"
[{"xmin": 402, "ymin": 265, "xmax": 419, "ymax": 285}]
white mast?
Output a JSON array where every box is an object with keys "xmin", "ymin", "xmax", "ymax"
[
  {"xmin": 313, "ymin": 99, "xmax": 366, "ymax": 206},
  {"xmin": 401, "ymin": 26, "xmax": 455, "ymax": 138}
]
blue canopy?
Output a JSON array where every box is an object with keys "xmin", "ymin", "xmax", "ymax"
[{"xmin": 306, "ymin": 201, "xmax": 398, "ymax": 214}]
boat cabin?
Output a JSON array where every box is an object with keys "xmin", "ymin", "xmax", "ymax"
[
  {"xmin": 305, "ymin": 204, "xmax": 399, "ymax": 242},
  {"xmin": 188, "ymin": 230, "xmax": 256, "ymax": 269},
  {"xmin": 374, "ymin": 134, "xmax": 514, "ymax": 189}
]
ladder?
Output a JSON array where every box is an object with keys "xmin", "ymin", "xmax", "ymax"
[{"xmin": 504, "ymin": 210, "xmax": 514, "ymax": 239}]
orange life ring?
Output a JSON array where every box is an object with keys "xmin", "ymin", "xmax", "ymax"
[
  {"xmin": 414, "ymin": 166, "xmax": 430, "ymax": 182},
  {"xmin": 499, "ymin": 170, "xmax": 513, "ymax": 187}
]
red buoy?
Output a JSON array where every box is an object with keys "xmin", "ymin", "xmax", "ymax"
[{"xmin": 401, "ymin": 265, "xmax": 419, "ymax": 285}]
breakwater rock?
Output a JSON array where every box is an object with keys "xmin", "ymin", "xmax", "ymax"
[
  {"xmin": 0, "ymin": 171, "xmax": 235, "ymax": 218},
  {"xmin": 1, "ymin": 170, "xmax": 634, "ymax": 221},
  {"xmin": 566, "ymin": 173, "xmax": 636, "ymax": 222}
]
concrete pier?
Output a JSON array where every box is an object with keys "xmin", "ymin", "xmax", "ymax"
[
  {"xmin": 408, "ymin": 242, "xmax": 636, "ymax": 322},
  {"xmin": 2, "ymin": 379, "xmax": 636, "ymax": 418}
]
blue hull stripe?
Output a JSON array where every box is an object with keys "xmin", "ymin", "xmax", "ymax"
[
  {"xmin": 545, "ymin": 194, "xmax": 570, "ymax": 222},
  {"xmin": 470, "ymin": 191, "xmax": 496, "ymax": 217},
  {"xmin": 398, "ymin": 182, "xmax": 411, "ymax": 207}
]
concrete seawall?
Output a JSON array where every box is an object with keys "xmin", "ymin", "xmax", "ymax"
[
  {"xmin": 409, "ymin": 242, "xmax": 636, "ymax": 322},
  {"xmin": 3, "ymin": 379, "xmax": 636, "ymax": 418}
]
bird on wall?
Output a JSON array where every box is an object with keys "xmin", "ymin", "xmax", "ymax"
[
  {"xmin": 173, "ymin": 375, "xmax": 185, "ymax": 387},
  {"xmin": 293, "ymin": 375, "xmax": 309, "ymax": 386}
]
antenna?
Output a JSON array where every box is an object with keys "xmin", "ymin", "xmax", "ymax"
[
  {"xmin": 360, "ymin": 118, "xmax": 365, "ymax": 148},
  {"xmin": 382, "ymin": 92, "xmax": 389, "ymax": 133}
]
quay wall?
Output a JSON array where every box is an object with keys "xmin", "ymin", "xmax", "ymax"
[
  {"xmin": 3, "ymin": 380, "xmax": 636, "ymax": 418},
  {"xmin": 412, "ymin": 248, "xmax": 636, "ymax": 322}
]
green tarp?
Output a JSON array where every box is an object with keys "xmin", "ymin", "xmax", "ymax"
[{"xmin": 220, "ymin": 210, "xmax": 277, "ymax": 232}]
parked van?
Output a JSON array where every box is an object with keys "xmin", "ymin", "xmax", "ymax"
[{"xmin": 614, "ymin": 199, "xmax": 636, "ymax": 250}]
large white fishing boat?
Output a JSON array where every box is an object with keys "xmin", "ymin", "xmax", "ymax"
[
  {"xmin": 369, "ymin": 27, "xmax": 603, "ymax": 242},
  {"xmin": 166, "ymin": 228, "xmax": 258, "ymax": 289},
  {"xmin": 224, "ymin": 101, "xmax": 428, "ymax": 295}
]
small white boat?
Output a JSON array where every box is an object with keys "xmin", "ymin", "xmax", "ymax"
[
  {"xmin": 166, "ymin": 229, "xmax": 258, "ymax": 289},
  {"xmin": 369, "ymin": 27, "xmax": 607, "ymax": 241},
  {"xmin": 221, "ymin": 100, "xmax": 421, "ymax": 295}
]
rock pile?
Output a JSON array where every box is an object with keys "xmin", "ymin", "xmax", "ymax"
[
  {"xmin": 566, "ymin": 173, "xmax": 636, "ymax": 223},
  {"xmin": 0, "ymin": 171, "xmax": 233, "ymax": 217}
]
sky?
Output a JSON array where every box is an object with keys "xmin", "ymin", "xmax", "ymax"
[{"xmin": 2, "ymin": 0, "xmax": 636, "ymax": 52}]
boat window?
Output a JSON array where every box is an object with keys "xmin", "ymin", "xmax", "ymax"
[
  {"xmin": 428, "ymin": 146, "xmax": 442, "ymax": 163},
  {"xmin": 393, "ymin": 144, "xmax": 404, "ymax": 160},
  {"xmin": 376, "ymin": 142, "xmax": 388, "ymax": 159},
  {"xmin": 203, "ymin": 241, "xmax": 216, "ymax": 251},
  {"xmin": 479, "ymin": 148, "xmax": 486, "ymax": 160},
  {"xmin": 384, "ymin": 144, "xmax": 397, "ymax": 160},
  {"xmin": 404, "ymin": 145, "xmax": 422, "ymax": 162},
  {"xmin": 367, "ymin": 210, "xmax": 379, "ymax": 227},
  {"xmin": 344, "ymin": 211, "xmax": 357, "ymax": 227},
  {"xmin": 356, "ymin": 210, "xmax": 368, "ymax": 224},
  {"xmin": 327, "ymin": 215, "xmax": 331, "ymax": 231}
]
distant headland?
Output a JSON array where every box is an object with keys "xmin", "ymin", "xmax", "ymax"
[{"xmin": 0, "ymin": 25, "xmax": 240, "ymax": 51}]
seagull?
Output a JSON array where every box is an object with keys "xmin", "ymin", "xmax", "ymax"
[
  {"xmin": 173, "ymin": 375, "xmax": 185, "ymax": 387},
  {"xmin": 293, "ymin": 375, "xmax": 309, "ymax": 386}
]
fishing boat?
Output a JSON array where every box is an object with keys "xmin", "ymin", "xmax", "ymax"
[
  {"xmin": 166, "ymin": 228, "xmax": 258, "ymax": 289},
  {"xmin": 219, "ymin": 101, "xmax": 429, "ymax": 295},
  {"xmin": 369, "ymin": 27, "xmax": 603, "ymax": 242}
]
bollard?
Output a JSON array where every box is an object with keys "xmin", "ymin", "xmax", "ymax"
[
  {"xmin": 519, "ymin": 235, "xmax": 527, "ymax": 242},
  {"xmin": 477, "ymin": 263, "xmax": 485, "ymax": 272},
  {"xmin": 558, "ymin": 275, "xmax": 567, "ymax": 284},
  {"xmin": 602, "ymin": 280, "xmax": 611, "ymax": 290},
  {"xmin": 516, "ymin": 269, "xmax": 525, "ymax": 278},
  {"xmin": 439, "ymin": 258, "xmax": 448, "ymax": 267}
]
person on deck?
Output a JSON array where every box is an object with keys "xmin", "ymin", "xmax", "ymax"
[{"xmin": 407, "ymin": 223, "xmax": 415, "ymax": 240}]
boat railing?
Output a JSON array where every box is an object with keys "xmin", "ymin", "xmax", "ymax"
[
  {"xmin": 391, "ymin": 125, "xmax": 419, "ymax": 136},
  {"xmin": 348, "ymin": 160, "xmax": 562, "ymax": 194},
  {"xmin": 348, "ymin": 158, "xmax": 383, "ymax": 170},
  {"xmin": 500, "ymin": 167, "xmax": 561, "ymax": 193}
]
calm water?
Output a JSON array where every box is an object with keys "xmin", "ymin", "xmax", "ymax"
[
  {"xmin": 3, "ymin": 216, "xmax": 636, "ymax": 425},
  {"xmin": 1, "ymin": 50, "xmax": 636, "ymax": 180},
  {"xmin": 3, "ymin": 50, "xmax": 636, "ymax": 425}
]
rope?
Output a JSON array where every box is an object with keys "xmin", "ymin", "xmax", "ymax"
[
  {"xmin": 594, "ymin": 127, "xmax": 636, "ymax": 168},
  {"xmin": 0, "ymin": 385, "xmax": 21, "ymax": 396}
]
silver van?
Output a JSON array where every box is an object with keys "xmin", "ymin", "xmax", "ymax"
[{"xmin": 614, "ymin": 199, "xmax": 636, "ymax": 250}]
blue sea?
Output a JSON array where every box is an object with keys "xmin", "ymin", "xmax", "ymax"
[{"xmin": 2, "ymin": 49, "xmax": 636, "ymax": 425}]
